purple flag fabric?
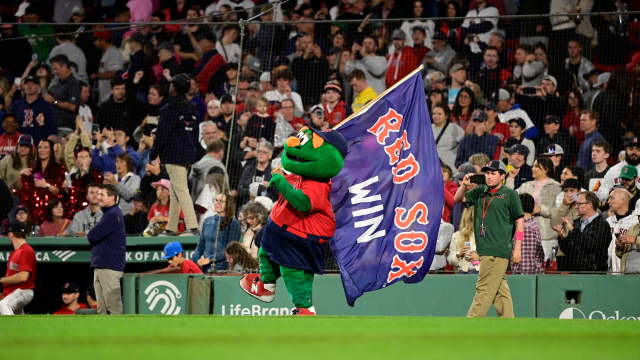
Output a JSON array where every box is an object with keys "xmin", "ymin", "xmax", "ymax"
[{"xmin": 330, "ymin": 71, "xmax": 444, "ymax": 306}]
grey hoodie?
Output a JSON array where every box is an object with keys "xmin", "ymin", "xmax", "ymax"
[
  {"xmin": 423, "ymin": 45, "xmax": 456, "ymax": 74},
  {"xmin": 188, "ymin": 157, "xmax": 228, "ymax": 203},
  {"xmin": 66, "ymin": 207, "xmax": 103, "ymax": 237}
]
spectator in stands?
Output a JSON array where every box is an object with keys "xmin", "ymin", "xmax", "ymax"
[
  {"xmin": 410, "ymin": 26, "xmax": 430, "ymax": 64},
  {"xmin": 172, "ymin": 12, "xmax": 204, "ymax": 74},
  {"xmin": 615, "ymin": 199, "xmax": 640, "ymax": 274},
  {"xmin": 63, "ymin": 183, "xmax": 102, "ymax": 237},
  {"xmin": 17, "ymin": 139, "xmax": 65, "ymax": 224},
  {"xmin": 348, "ymin": 69, "xmax": 377, "ymax": 113},
  {"xmin": 542, "ymin": 144, "xmax": 564, "ymax": 182},
  {"xmin": 52, "ymin": 282, "xmax": 87, "ymax": 315},
  {"xmin": 193, "ymin": 193, "xmax": 240, "ymax": 271},
  {"xmin": 565, "ymin": 40, "xmax": 594, "ymax": 93},
  {"xmin": 78, "ymin": 83, "xmax": 93, "ymax": 135},
  {"xmin": 158, "ymin": 43, "xmax": 181, "ymax": 82},
  {"xmin": 518, "ymin": 0, "xmax": 550, "ymax": 47},
  {"xmin": 423, "ymin": 32, "xmax": 456, "ymax": 75},
  {"xmin": 515, "ymin": 75, "xmax": 566, "ymax": 131},
  {"xmin": 309, "ymin": 105, "xmax": 330, "ymax": 131},
  {"xmin": 10, "ymin": 76, "xmax": 56, "ymax": 145},
  {"xmin": 450, "ymin": 86, "xmax": 476, "ymax": 132},
  {"xmin": 537, "ymin": 115, "xmax": 577, "ymax": 168},
  {"xmin": 461, "ymin": 0, "xmax": 499, "ymax": 44},
  {"xmin": 237, "ymin": 140, "xmax": 275, "ymax": 208},
  {"xmin": 606, "ymin": 188, "xmax": 637, "ymax": 274},
  {"xmin": 577, "ymin": 110, "xmax": 605, "ymax": 172},
  {"xmin": 275, "ymin": 98, "xmax": 304, "ymax": 148},
  {"xmin": 14, "ymin": 205, "xmax": 39, "ymax": 237},
  {"xmin": 482, "ymin": 102, "xmax": 510, "ymax": 159},
  {"xmin": 592, "ymin": 71, "xmax": 629, "ymax": 150},
  {"xmin": 553, "ymin": 191, "xmax": 610, "ymax": 272},
  {"xmin": 615, "ymin": 166, "xmax": 640, "ymax": 211},
  {"xmin": 0, "ymin": 113, "xmax": 20, "ymax": 158},
  {"xmin": 241, "ymin": 201, "xmax": 269, "ymax": 260},
  {"xmin": 46, "ymin": 55, "xmax": 82, "ymax": 136},
  {"xmin": 292, "ymin": 39, "xmax": 330, "ymax": 107},
  {"xmin": 265, "ymin": 70, "xmax": 304, "ymax": 117},
  {"xmin": 455, "ymin": 110, "xmax": 498, "ymax": 167},
  {"xmin": 226, "ymin": 241, "xmax": 260, "ymax": 272},
  {"xmin": 124, "ymin": 191, "xmax": 148, "ymax": 235},
  {"xmin": 18, "ymin": 4, "xmax": 56, "ymax": 62},
  {"xmin": 149, "ymin": 74, "xmax": 200, "ymax": 236},
  {"xmin": 92, "ymin": 31, "xmax": 124, "ymax": 104},
  {"xmin": 323, "ymin": 80, "xmax": 352, "ymax": 127},
  {"xmin": 85, "ymin": 284, "xmax": 97, "ymax": 309},
  {"xmin": 513, "ymin": 44, "xmax": 544, "ymax": 87},
  {"xmin": 584, "ymin": 141, "xmax": 611, "ymax": 195},
  {"xmin": 551, "ymin": 178, "xmax": 582, "ymax": 238},
  {"xmin": 442, "ymin": 164, "xmax": 458, "ymax": 223},
  {"xmin": 95, "ymin": 79, "xmax": 136, "ymax": 135},
  {"xmin": 190, "ymin": 138, "xmax": 226, "ymax": 204},
  {"xmin": 216, "ymin": 25, "xmax": 240, "ymax": 64},
  {"xmin": 581, "ymin": 69, "xmax": 603, "ymax": 111},
  {"xmin": 598, "ymin": 138, "xmax": 640, "ymax": 205},
  {"xmin": 149, "ymin": 179, "xmax": 185, "ymax": 234},
  {"xmin": 505, "ymin": 144, "xmax": 533, "ymax": 190},
  {"xmin": 496, "ymin": 89, "xmax": 537, "ymax": 140},
  {"xmin": 447, "ymin": 206, "xmax": 478, "ymax": 274},
  {"xmin": 562, "ymin": 90, "xmax": 585, "ymax": 145},
  {"xmin": 39, "ymin": 199, "xmax": 71, "ymax": 236},
  {"xmin": 49, "ymin": 31, "xmax": 88, "ymax": 84},
  {"xmin": 432, "ymin": 216, "xmax": 454, "ymax": 271},
  {"xmin": 123, "ymin": 33, "xmax": 151, "ymax": 102},
  {"xmin": 432, "ymin": 103, "xmax": 464, "ymax": 170},
  {"xmin": 103, "ymin": 153, "xmax": 140, "ymax": 216},
  {"xmin": 475, "ymin": 46, "xmax": 509, "ymax": 98},
  {"xmin": 215, "ymin": 94, "xmax": 236, "ymax": 137},
  {"xmin": 195, "ymin": 166, "xmax": 227, "ymax": 230},
  {"xmin": 515, "ymin": 158, "xmax": 562, "ymax": 260},
  {"xmin": 0, "ymin": 134, "xmax": 35, "ymax": 190},
  {"xmin": 503, "ymin": 118, "xmax": 535, "ymax": 165},
  {"xmin": 447, "ymin": 65, "xmax": 468, "ymax": 110},
  {"xmin": 385, "ymin": 29, "xmax": 418, "ymax": 88},
  {"xmin": 559, "ymin": 165, "xmax": 585, "ymax": 193},
  {"xmin": 243, "ymin": 97, "xmax": 276, "ymax": 146},
  {"xmin": 512, "ymin": 193, "xmax": 544, "ymax": 274},
  {"xmin": 92, "ymin": 126, "xmax": 139, "ymax": 175},
  {"xmin": 194, "ymin": 32, "xmax": 225, "ymax": 95}
]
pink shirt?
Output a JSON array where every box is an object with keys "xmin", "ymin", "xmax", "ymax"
[{"xmin": 532, "ymin": 178, "xmax": 549, "ymax": 204}]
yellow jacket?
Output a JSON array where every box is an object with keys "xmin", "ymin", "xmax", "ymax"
[{"xmin": 351, "ymin": 86, "xmax": 377, "ymax": 113}]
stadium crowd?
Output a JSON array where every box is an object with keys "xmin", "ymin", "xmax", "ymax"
[{"xmin": 0, "ymin": 0, "xmax": 639, "ymax": 283}]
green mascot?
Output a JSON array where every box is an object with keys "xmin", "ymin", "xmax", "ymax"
[{"xmin": 240, "ymin": 126, "xmax": 348, "ymax": 315}]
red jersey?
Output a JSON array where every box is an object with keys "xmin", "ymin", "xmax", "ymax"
[
  {"xmin": 148, "ymin": 202, "xmax": 186, "ymax": 233},
  {"xmin": 490, "ymin": 121, "xmax": 511, "ymax": 160},
  {"xmin": 0, "ymin": 132, "xmax": 20, "ymax": 157},
  {"xmin": 180, "ymin": 259, "xmax": 203, "ymax": 274},
  {"xmin": 385, "ymin": 47, "xmax": 419, "ymax": 88},
  {"xmin": 52, "ymin": 302, "xmax": 88, "ymax": 315},
  {"xmin": 3, "ymin": 243, "xmax": 36, "ymax": 296},
  {"xmin": 270, "ymin": 174, "xmax": 336, "ymax": 237}
]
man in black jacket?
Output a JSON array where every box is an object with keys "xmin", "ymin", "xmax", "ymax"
[
  {"xmin": 537, "ymin": 115, "xmax": 578, "ymax": 168},
  {"xmin": 149, "ymin": 74, "xmax": 200, "ymax": 236},
  {"xmin": 95, "ymin": 79, "xmax": 137, "ymax": 136},
  {"xmin": 553, "ymin": 191, "xmax": 610, "ymax": 272},
  {"xmin": 515, "ymin": 76, "xmax": 566, "ymax": 130}
]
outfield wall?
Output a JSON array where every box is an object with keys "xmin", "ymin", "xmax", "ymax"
[{"xmin": 123, "ymin": 274, "xmax": 640, "ymax": 319}]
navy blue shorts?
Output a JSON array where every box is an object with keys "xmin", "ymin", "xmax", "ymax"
[{"xmin": 260, "ymin": 217, "xmax": 328, "ymax": 274}]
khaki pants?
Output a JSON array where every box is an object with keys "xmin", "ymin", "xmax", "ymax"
[
  {"xmin": 467, "ymin": 256, "xmax": 514, "ymax": 318},
  {"xmin": 165, "ymin": 164, "xmax": 197, "ymax": 232},
  {"xmin": 94, "ymin": 268, "xmax": 123, "ymax": 315}
]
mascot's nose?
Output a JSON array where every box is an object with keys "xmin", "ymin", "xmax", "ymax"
[{"xmin": 286, "ymin": 137, "xmax": 301, "ymax": 147}]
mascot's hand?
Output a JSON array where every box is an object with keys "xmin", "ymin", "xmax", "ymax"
[
  {"xmin": 270, "ymin": 173, "xmax": 311, "ymax": 213},
  {"xmin": 269, "ymin": 173, "xmax": 286, "ymax": 189}
]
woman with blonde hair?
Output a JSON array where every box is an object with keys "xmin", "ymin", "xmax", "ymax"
[
  {"xmin": 225, "ymin": 241, "xmax": 260, "ymax": 272},
  {"xmin": 447, "ymin": 206, "xmax": 480, "ymax": 274}
]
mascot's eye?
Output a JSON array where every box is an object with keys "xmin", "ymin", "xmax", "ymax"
[{"xmin": 299, "ymin": 133, "xmax": 310, "ymax": 146}]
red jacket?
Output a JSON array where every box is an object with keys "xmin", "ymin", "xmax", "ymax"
[
  {"xmin": 0, "ymin": 132, "xmax": 20, "ymax": 157},
  {"xmin": 195, "ymin": 52, "xmax": 226, "ymax": 95},
  {"xmin": 323, "ymin": 101, "xmax": 353, "ymax": 127},
  {"xmin": 386, "ymin": 47, "xmax": 419, "ymax": 88},
  {"xmin": 442, "ymin": 180, "xmax": 459, "ymax": 223}
]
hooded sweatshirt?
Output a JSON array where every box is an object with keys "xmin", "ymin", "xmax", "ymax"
[{"xmin": 66, "ymin": 207, "xmax": 103, "ymax": 237}]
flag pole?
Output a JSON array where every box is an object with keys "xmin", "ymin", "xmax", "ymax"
[{"xmin": 272, "ymin": 65, "xmax": 425, "ymax": 174}]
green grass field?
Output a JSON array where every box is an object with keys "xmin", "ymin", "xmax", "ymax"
[{"xmin": 3, "ymin": 316, "xmax": 637, "ymax": 359}]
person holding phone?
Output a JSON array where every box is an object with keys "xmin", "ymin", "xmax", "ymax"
[
  {"xmin": 454, "ymin": 160, "xmax": 524, "ymax": 317},
  {"xmin": 551, "ymin": 178, "xmax": 582, "ymax": 238},
  {"xmin": 454, "ymin": 110, "xmax": 499, "ymax": 168}
]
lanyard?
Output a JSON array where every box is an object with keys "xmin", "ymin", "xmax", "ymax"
[{"xmin": 482, "ymin": 193, "xmax": 497, "ymax": 221}]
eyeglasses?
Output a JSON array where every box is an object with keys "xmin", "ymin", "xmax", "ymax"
[
  {"xmin": 281, "ymin": 106, "xmax": 294, "ymax": 110},
  {"xmin": 458, "ymin": 94, "xmax": 470, "ymax": 99},
  {"xmin": 619, "ymin": 177, "xmax": 635, "ymax": 182},
  {"xmin": 574, "ymin": 202, "xmax": 589, "ymax": 207},
  {"xmin": 257, "ymin": 150, "xmax": 270, "ymax": 154},
  {"xmin": 213, "ymin": 199, "xmax": 227, "ymax": 204}
]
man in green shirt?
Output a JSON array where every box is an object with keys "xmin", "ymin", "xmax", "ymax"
[
  {"xmin": 17, "ymin": 4, "xmax": 56, "ymax": 63},
  {"xmin": 454, "ymin": 160, "xmax": 525, "ymax": 318}
]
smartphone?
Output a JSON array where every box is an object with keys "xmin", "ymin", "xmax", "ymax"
[
  {"xmin": 522, "ymin": 87, "xmax": 537, "ymax": 95},
  {"xmin": 146, "ymin": 116, "xmax": 158, "ymax": 125},
  {"xmin": 34, "ymin": 172, "xmax": 42, "ymax": 180},
  {"xmin": 615, "ymin": 233, "xmax": 621, "ymax": 239},
  {"xmin": 31, "ymin": 54, "xmax": 38, "ymax": 61},
  {"xmin": 467, "ymin": 35, "xmax": 475, "ymax": 42},
  {"xmin": 92, "ymin": 124, "xmax": 100, "ymax": 134},
  {"xmin": 470, "ymin": 175, "xmax": 486, "ymax": 184},
  {"xmin": 570, "ymin": 193, "xmax": 579, "ymax": 202},
  {"xmin": 14, "ymin": 77, "xmax": 21, "ymax": 85}
]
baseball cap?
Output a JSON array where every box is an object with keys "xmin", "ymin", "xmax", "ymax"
[
  {"xmin": 161, "ymin": 242, "xmax": 184, "ymax": 259},
  {"xmin": 23, "ymin": 75, "xmax": 38, "ymax": 84},
  {"xmin": 131, "ymin": 189, "xmax": 144, "ymax": 201},
  {"xmin": 449, "ymin": 64, "xmax": 465, "ymax": 73},
  {"xmin": 246, "ymin": 56, "xmax": 261, "ymax": 73},
  {"xmin": 18, "ymin": 134, "xmax": 33, "ymax": 147},
  {"xmin": 259, "ymin": 72, "xmax": 271, "ymax": 82},
  {"xmin": 545, "ymin": 115, "xmax": 561, "ymax": 125},
  {"xmin": 249, "ymin": 182, "xmax": 267, "ymax": 198},
  {"xmin": 14, "ymin": 205, "xmax": 29, "ymax": 215},
  {"xmin": 9, "ymin": 220, "xmax": 27, "ymax": 235},
  {"xmin": 309, "ymin": 104, "xmax": 324, "ymax": 114},
  {"xmin": 220, "ymin": 93, "xmax": 234, "ymax": 104},
  {"xmin": 248, "ymin": 81, "xmax": 262, "ymax": 91},
  {"xmin": 507, "ymin": 117, "xmax": 526, "ymax": 129},
  {"xmin": 593, "ymin": 72, "xmax": 611, "ymax": 88},
  {"xmin": 625, "ymin": 137, "xmax": 639, "ymax": 148},
  {"xmin": 505, "ymin": 144, "xmax": 530, "ymax": 158},
  {"xmin": 497, "ymin": 88, "xmax": 510, "ymax": 101},
  {"xmin": 472, "ymin": 110, "xmax": 488, "ymax": 122},
  {"xmin": 156, "ymin": 41, "xmax": 175, "ymax": 54},
  {"xmin": 481, "ymin": 160, "xmax": 508, "ymax": 174},
  {"xmin": 255, "ymin": 196, "xmax": 274, "ymax": 211},
  {"xmin": 543, "ymin": 144, "xmax": 564, "ymax": 156},
  {"xmin": 93, "ymin": 30, "xmax": 111, "ymax": 39},
  {"xmin": 169, "ymin": 73, "xmax": 191, "ymax": 94},
  {"xmin": 433, "ymin": 31, "xmax": 447, "ymax": 41},
  {"xmin": 583, "ymin": 68, "xmax": 603, "ymax": 81},
  {"xmin": 628, "ymin": 53, "xmax": 640, "ymax": 69},
  {"xmin": 324, "ymin": 80, "xmax": 342, "ymax": 93},
  {"xmin": 454, "ymin": 163, "xmax": 476, "ymax": 181},
  {"xmin": 619, "ymin": 165, "xmax": 638, "ymax": 180},
  {"xmin": 562, "ymin": 178, "xmax": 581, "ymax": 190},
  {"xmin": 129, "ymin": 33, "xmax": 146, "ymax": 45},
  {"xmin": 484, "ymin": 102, "xmax": 498, "ymax": 112},
  {"xmin": 411, "ymin": 26, "xmax": 426, "ymax": 34},
  {"xmin": 543, "ymin": 75, "xmax": 558, "ymax": 87},
  {"xmin": 62, "ymin": 282, "xmax": 80, "ymax": 293},
  {"xmin": 307, "ymin": 127, "xmax": 348, "ymax": 158},
  {"xmin": 71, "ymin": 4, "xmax": 85, "ymax": 16},
  {"xmin": 86, "ymin": 284, "xmax": 96, "ymax": 300},
  {"xmin": 391, "ymin": 29, "xmax": 406, "ymax": 40},
  {"xmin": 151, "ymin": 179, "xmax": 171, "ymax": 189},
  {"xmin": 428, "ymin": 71, "xmax": 445, "ymax": 83},
  {"xmin": 196, "ymin": 31, "xmax": 217, "ymax": 44},
  {"xmin": 274, "ymin": 57, "xmax": 290, "ymax": 68}
]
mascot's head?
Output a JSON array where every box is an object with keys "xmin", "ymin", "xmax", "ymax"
[{"xmin": 281, "ymin": 126, "xmax": 348, "ymax": 179}]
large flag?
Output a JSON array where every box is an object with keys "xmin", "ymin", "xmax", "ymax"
[{"xmin": 330, "ymin": 68, "xmax": 444, "ymax": 306}]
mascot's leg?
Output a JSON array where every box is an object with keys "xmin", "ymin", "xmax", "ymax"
[
  {"xmin": 239, "ymin": 248, "xmax": 277, "ymax": 302},
  {"xmin": 280, "ymin": 266, "xmax": 316, "ymax": 315}
]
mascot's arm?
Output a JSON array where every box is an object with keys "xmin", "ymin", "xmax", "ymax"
[{"xmin": 269, "ymin": 174, "xmax": 311, "ymax": 213}]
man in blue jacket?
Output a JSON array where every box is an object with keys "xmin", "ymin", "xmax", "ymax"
[
  {"xmin": 149, "ymin": 74, "xmax": 200, "ymax": 236},
  {"xmin": 87, "ymin": 184, "xmax": 126, "ymax": 315},
  {"xmin": 455, "ymin": 110, "xmax": 499, "ymax": 168}
]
